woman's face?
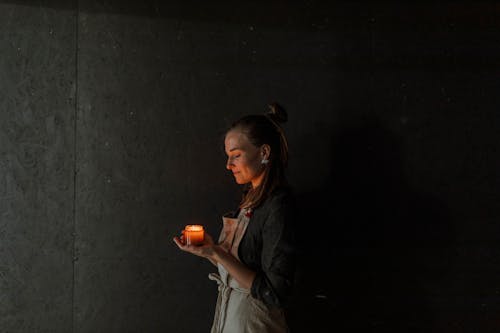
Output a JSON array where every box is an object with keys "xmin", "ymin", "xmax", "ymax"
[{"xmin": 224, "ymin": 129, "xmax": 266, "ymax": 188}]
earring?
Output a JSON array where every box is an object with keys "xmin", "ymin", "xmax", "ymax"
[{"xmin": 261, "ymin": 159, "xmax": 269, "ymax": 165}]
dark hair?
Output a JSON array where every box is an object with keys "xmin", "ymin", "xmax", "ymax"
[{"xmin": 227, "ymin": 102, "xmax": 289, "ymax": 209}]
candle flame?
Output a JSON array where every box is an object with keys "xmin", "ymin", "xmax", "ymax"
[{"xmin": 185, "ymin": 225, "xmax": 204, "ymax": 231}]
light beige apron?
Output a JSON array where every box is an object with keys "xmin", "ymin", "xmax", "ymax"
[{"xmin": 209, "ymin": 209, "xmax": 288, "ymax": 333}]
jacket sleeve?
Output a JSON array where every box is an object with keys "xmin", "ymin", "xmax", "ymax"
[{"xmin": 250, "ymin": 195, "xmax": 296, "ymax": 307}]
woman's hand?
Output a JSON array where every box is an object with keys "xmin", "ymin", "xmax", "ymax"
[
  {"xmin": 173, "ymin": 232, "xmax": 219, "ymax": 260},
  {"xmin": 174, "ymin": 230, "xmax": 256, "ymax": 287}
]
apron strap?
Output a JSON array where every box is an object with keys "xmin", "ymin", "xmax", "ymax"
[
  {"xmin": 208, "ymin": 273, "xmax": 251, "ymax": 332},
  {"xmin": 208, "ymin": 273, "xmax": 231, "ymax": 332},
  {"xmin": 209, "ymin": 208, "xmax": 252, "ymax": 332}
]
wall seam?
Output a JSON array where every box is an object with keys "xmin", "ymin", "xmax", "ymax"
[
  {"xmin": 369, "ymin": 4, "xmax": 375, "ymax": 114},
  {"xmin": 72, "ymin": 0, "xmax": 79, "ymax": 332}
]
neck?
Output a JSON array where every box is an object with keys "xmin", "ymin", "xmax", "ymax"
[{"xmin": 251, "ymin": 171, "xmax": 265, "ymax": 189}]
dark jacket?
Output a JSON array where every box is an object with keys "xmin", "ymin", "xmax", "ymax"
[{"xmin": 231, "ymin": 186, "xmax": 297, "ymax": 308}]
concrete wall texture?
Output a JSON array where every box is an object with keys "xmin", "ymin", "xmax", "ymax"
[{"xmin": 0, "ymin": 1, "xmax": 499, "ymax": 332}]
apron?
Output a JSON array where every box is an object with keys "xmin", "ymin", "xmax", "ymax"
[{"xmin": 209, "ymin": 208, "xmax": 288, "ymax": 333}]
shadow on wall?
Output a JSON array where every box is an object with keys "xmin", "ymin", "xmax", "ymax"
[{"xmin": 288, "ymin": 116, "xmax": 454, "ymax": 333}]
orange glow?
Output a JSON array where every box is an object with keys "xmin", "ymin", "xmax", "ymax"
[{"xmin": 184, "ymin": 225, "xmax": 204, "ymax": 245}]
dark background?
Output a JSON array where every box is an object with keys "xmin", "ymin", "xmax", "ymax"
[{"xmin": 0, "ymin": 1, "xmax": 498, "ymax": 332}]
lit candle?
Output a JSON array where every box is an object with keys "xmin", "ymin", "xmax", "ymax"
[{"xmin": 184, "ymin": 225, "xmax": 204, "ymax": 246}]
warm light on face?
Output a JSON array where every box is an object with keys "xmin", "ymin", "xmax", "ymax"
[{"xmin": 224, "ymin": 130, "xmax": 265, "ymax": 188}]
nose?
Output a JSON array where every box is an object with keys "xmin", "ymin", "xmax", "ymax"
[{"xmin": 226, "ymin": 157, "xmax": 233, "ymax": 170}]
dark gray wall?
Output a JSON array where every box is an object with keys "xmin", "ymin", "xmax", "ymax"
[
  {"xmin": 0, "ymin": 1, "xmax": 498, "ymax": 332},
  {"xmin": 0, "ymin": 2, "xmax": 75, "ymax": 331}
]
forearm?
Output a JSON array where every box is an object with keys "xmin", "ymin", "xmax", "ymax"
[
  {"xmin": 207, "ymin": 257, "xmax": 217, "ymax": 267},
  {"xmin": 212, "ymin": 246, "xmax": 256, "ymax": 290}
]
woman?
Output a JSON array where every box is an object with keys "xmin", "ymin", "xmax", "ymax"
[{"xmin": 173, "ymin": 103, "xmax": 296, "ymax": 332}]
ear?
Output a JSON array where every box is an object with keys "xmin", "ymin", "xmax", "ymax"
[{"xmin": 260, "ymin": 144, "xmax": 271, "ymax": 160}]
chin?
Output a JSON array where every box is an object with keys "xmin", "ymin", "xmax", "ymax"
[{"xmin": 233, "ymin": 176, "xmax": 246, "ymax": 185}]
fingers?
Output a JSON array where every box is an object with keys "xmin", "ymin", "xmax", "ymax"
[
  {"xmin": 173, "ymin": 230, "xmax": 211, "ymax": 257},
  {"xmin": 174, "ymin": 230, "xmax": 186, "ymax": 243},
  {"xmin": 173, "ymin": 236, "xmax": 196, "ymax": 253},
  {"xmin": 173, "ymin": 236, "xmax": 186, "ymax": 250}
]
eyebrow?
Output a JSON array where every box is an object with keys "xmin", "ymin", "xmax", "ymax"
[{"xmin": 228, "ymin": 147, "xmax": 241, "ymax": 152}]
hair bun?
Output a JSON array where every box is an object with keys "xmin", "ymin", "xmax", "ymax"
[{"xmin": 267, "ymin": 102, "xmax": 288, "ymax": 124}]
